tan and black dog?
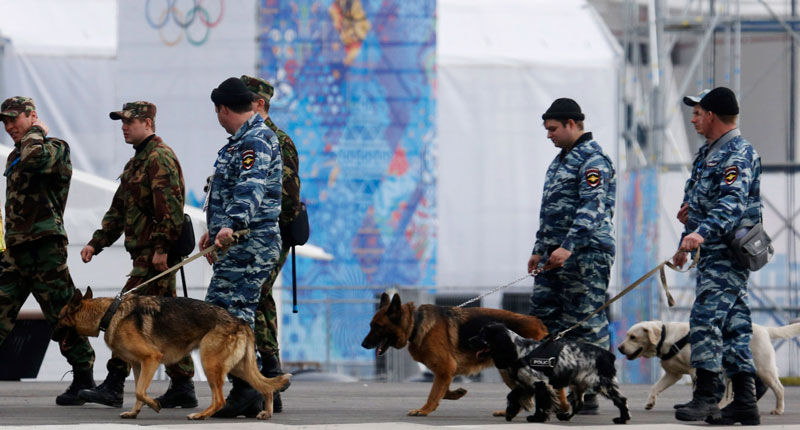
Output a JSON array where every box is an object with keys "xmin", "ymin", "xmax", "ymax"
[
  {"xmin": 361, "ymin": 292, "xmax": 549, "ymax": 416},
  {"xmin": 54, "ymin": 287, "xmax": 290, "ymax": 420}
]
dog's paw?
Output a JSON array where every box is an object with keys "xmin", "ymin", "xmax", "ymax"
[
  {"xmin": 120, "ymin": 411, "xmax": 138, "ymax": 419},
  {"xmin": 256, "ymin": 410, "xmax": 272, "ymax": 420},
  {"xmin": 770, "ymin": 408, "xmax": 784, "ymax": 415},
  {"xmin": 644, "ymin": 402, "xmax": 654, "ymax": 410},
  {"xmin": 187, "ymin": 412, "xmax": 207, "ymax": 420},
  {"xmin": 613, "ymin": 417, "xmax": 630, "ymax": 424},
  {"xmin": 556, "ymin": 412, "xmax": 572, "ymax": 421},
  {"xmin": 492, "ymin": 409, "xmax": 506, "ymax": 417},
  {"xmin": 526, "ymin": 412, "xmax": 549, "ymax": 423},
  {"xmin": 407, "ymin": 409, "xmax": 429, "ymax": 416},
  {"xmin": 444, "ymin": 388, "xmax": 467, "ymax": 400}
]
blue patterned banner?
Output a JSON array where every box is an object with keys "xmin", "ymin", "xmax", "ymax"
[
  {"xmin": 616, "ymin": 169, "xmax": 661, "ymax": 383},
  {"xmin": 259, "ymin": 0, "xmax": 436, "ymax": 368}
]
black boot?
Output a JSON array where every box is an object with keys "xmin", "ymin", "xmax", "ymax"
[
  {"xmin": 78, "ymin": 368, "xmax": 126, "ymax": 408},
  {"xmin": 211, "ymin": 376, "xmax": 263, "ymax": 418},
  {"xmin": 674, "ymin": 371, "xmax": 727, "ymax": 409},
  {"xmin": 708, "ymin": 373, "xmax": 760, "ymax": 425},
  {"xmin": 55, "ymin": 368, "xmax": 95, "ymax": 406},
  {"xmin": 154, "ymin": 377, "xmax": 198, "ymax": 408},
  {"xmin": 576, "ymin": 393, "xmax": 599, "ymax": 415},
  {"xmin": 675, "ymin": 368, "xmax": 722, "ymax": 422}
]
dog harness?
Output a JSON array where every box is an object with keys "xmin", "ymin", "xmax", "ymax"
[
  {"xmin": 517, "ymin": 339, "xmax": 566, "ymax": 377},
  {"xmin": 655, "ymin": 324, "xmax": 689, "ymax": 361}
]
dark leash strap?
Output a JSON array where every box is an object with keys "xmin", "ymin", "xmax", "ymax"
[
  {"xmin": 656, "ymin": 324, "xmax": 690, "ymax": 361},
  {"xmin": 552, "ymin": 249, "xmax": 701, "ymax": 341},
  {"xmin": 292, "ymin": 245, "xmax": 298, "ymax": 313},
  {"xmin": 180, "ymin": 265, "xmax": 188, "ymax": 298}
]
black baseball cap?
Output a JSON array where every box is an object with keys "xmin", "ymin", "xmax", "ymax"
[{"xmin": 683, "ymin": 87, "xmax": 739, "ymax": 115}]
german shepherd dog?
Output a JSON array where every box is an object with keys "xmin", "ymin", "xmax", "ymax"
[
  {"xmin": 470, "ymin": 322, "xmax": 631, "ymax": 424},
  {"xmin": 361, "ymin": 292, "xmax": 548, "ymax": 416},
  {"xmin": 53, "ymin": 287, "xmax": 291, "ymax": 420}
]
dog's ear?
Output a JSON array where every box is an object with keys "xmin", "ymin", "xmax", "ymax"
[
  {"xmin": 388, "ymin": 293, "xmax": 402, "ymax": 314},
  {"xmin": 645, "ymin": 325, "xmax": 660, "ymax": 345},
  {"xmin": 84, "ymin": 286, "xmax": 93, "ymax": 300},
  {"xmin": 70, "ymin": 289, "xmax": 83, "ymax": 306},
  {"xmin": 379, "ymin": 292, "xmax": 391, "ymax": 308}
]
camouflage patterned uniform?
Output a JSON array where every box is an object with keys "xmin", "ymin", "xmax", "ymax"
[
  {"xmin": 241, "ymin": 75, "xmax": 301, "ymax": 358},
  {"xmin": 205, "ymin": 113, "xmax": 283, "ymax": 330},
  {"xmin": 0, "ymin": 97, "xmax": 95, "ymax": 373},
  {"xmin": 682, "ymin": 129, "xmax": 760, "ymax": 376},
  {"xmin": 88, "ymin": 115, "xmax": 194, "ymax": 379},
  {"xmin": 530, "ymin": 132, "xmax": 616, "ymax": 349}
]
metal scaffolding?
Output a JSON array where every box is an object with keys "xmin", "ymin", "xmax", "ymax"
[{"xmin": 611, "ymin": 0, "xmax": 800, "ymax": 378}]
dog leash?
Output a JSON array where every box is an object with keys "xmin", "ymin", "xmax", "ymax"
[
  {"xmin": 98, "ymin": 229, "xmax": 250, "ymax": 332},
  {"xmin": 455, "ymin": 267, "xmax": 547, "ymax": 308},
  {"xmin": 551, "ymin": 249, "xmax": 701, "ymax": 342}
]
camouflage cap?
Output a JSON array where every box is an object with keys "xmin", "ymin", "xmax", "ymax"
[
  {"xmin": 0, "ymin": 97, "xmax": 36, "ymax": 118},
  {"xmin": 109, "ymin": 101, "xmax": 157, "ymax": 120},
  {"xmin": 240, "ymin": 75, "xmax": 274, "ymax": 102}
]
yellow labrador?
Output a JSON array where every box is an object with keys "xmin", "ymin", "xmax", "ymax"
[{"xmin": 618, "ymin": 320, "xmax": 800, "ymax": 415}]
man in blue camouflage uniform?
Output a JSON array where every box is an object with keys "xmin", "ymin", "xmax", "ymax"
[
  {"xmin": 673, "ymin": 87, "xmax": 762, "ymax": 425},
  {"xmin": 527, "ymin": 98, "xmax": 616, "ymax": 414},
  {"xmin": 201, "ymin": 77, "xmax": 283, "ymax": 418},
  {"xmin": 0, "ymin": 96, "xmax": 96, "ymax": 405}
]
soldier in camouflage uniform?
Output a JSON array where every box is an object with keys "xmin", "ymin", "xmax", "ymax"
[
  {"xmin": 0, "ymin": 96, "xmax": 96, "ymax": 405},
  {"xmin": 673, "ymin": 87, "xmax": 762, "ymax": 425},
  {"xmin": 527, "ymin": 98, "xmax": 615, "ymax": 414},
  {"xmin": 76, "ymin": 102, "xmax": 197, "ymax": 410},
  {"xmin": 240, "ymin": 74, "xmax": 300, "ymax": 413},
  {"xmin": 202, "ymin": 77, "xmax": 283, "ymax": 418}
]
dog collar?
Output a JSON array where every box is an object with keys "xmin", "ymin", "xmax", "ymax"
[
  {"xmin": 99, "ymin": 296, "xmax": 123, "ymax": 332},
  {"xmin": 655, "ymin": 324, "xmax": 689, "ymax": 361},
  {"xmin": 655, "ymin": 324, "xmax": 667, "ymax": 357},
  {"xmin": 409, "ymin": 309, "xmax": 422, "ymax": 344}
]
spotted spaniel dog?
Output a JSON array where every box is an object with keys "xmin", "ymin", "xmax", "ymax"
[{"xmin": 470, "ymin": 322, "xmax": 631, "ymax": 424}]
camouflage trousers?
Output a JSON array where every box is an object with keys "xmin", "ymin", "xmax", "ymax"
[
  {"xmin": 689, "ymin": 249, "xmax": 756, "ymax": 376},
  {"xmin": 206, "ymin": 231, "xmax": 281, "ymax": 331},
  {"xmin": 0, "ymin": 236, "xmax": 95, "ymax": 371},
  {"xmin": 530, "ymin": 247, "xmax": 612, "ymax": 350},
  {"xmin": 104, "ymin": 250, "xmax": 194, "ymax": 379},
  {"xmin": 254, "ymin": 243, "xmax": 290, "ymax": 357}
]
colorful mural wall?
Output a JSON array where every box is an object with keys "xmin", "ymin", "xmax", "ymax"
[{"xmin": 258, "ymin": 0, "xmax": 436, "ymax": 369}]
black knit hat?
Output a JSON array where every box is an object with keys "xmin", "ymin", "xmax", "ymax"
[
  {"xmin": 683, "ymin": 87, "xmax": 739, "ymax": 115},
  {"xmin": 542, "ymin": 98, "xmax": 585, "ymax": 121},
  {"xmin": 211, "ymin": 77, "xmax": 254, "ymax": 107}
]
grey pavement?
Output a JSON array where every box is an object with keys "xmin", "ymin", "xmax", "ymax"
[{"xmin": 2, "ymin": 380, "xmax": 800, "ymax": 429}]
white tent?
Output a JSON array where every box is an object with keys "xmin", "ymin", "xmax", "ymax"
[{"xmin": 436, "ymin": 0, "xmax": 622, "ymax": 304}]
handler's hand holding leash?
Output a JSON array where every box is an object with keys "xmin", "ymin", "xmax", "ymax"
[
  {"xmin": 123, "ymin": 228, "xmax": 250, "ymax": 298},
  {"xmin": 549, "ymin": 246, "xmax": 701, "ymax": 342}
]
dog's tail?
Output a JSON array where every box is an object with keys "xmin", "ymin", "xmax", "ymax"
[
  {"xmin": 480, "ymin": 308, "xmax": 548, "ymax": 341},
  {"xmin": 764, "ymin": 322, "xmax": 800, "ymax": 340},
  {"xmin": 237, "ymin": 330, "xmax": 292, "ymax": 395}
]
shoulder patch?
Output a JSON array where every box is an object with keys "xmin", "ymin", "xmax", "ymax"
[
  {"xmin": 242, "ymin": 149, "xmax": 255, "ymax": 170},
  {"xmin": 724, "ymin": 166, "xmax": 739, "ymax": 185},
  {"xmin": 585, "ymin": 168, "xmax": 601, "ymax": 188}
]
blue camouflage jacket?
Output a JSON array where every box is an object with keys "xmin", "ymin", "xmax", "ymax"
[
  {"xmin": 533, "ymin": 133, "xmax": 616, "ymax": 255},
  {"xmin": 683, "ymin": 129, "xmax": 762, "ymax": 249},
  {"xmin": 206, "ymin": 113, "xmax": 282, "ymax": 239}
]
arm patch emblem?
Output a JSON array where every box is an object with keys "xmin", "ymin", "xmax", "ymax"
[
  {"xmin": 724, "ymin": 166, "xmax": 738, "ymax": 185},
  {"xmin": 242, "ymin": 149, "xmax": 255, "ymax": 170},
  {"xmin": 585, "ymin": 168, "xmax": 601, "ymax": 188}
]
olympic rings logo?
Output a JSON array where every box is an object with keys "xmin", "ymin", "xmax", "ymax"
[{"xmin": 145, "ymin": 0, "xmax": 225, "ymax": 47}]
